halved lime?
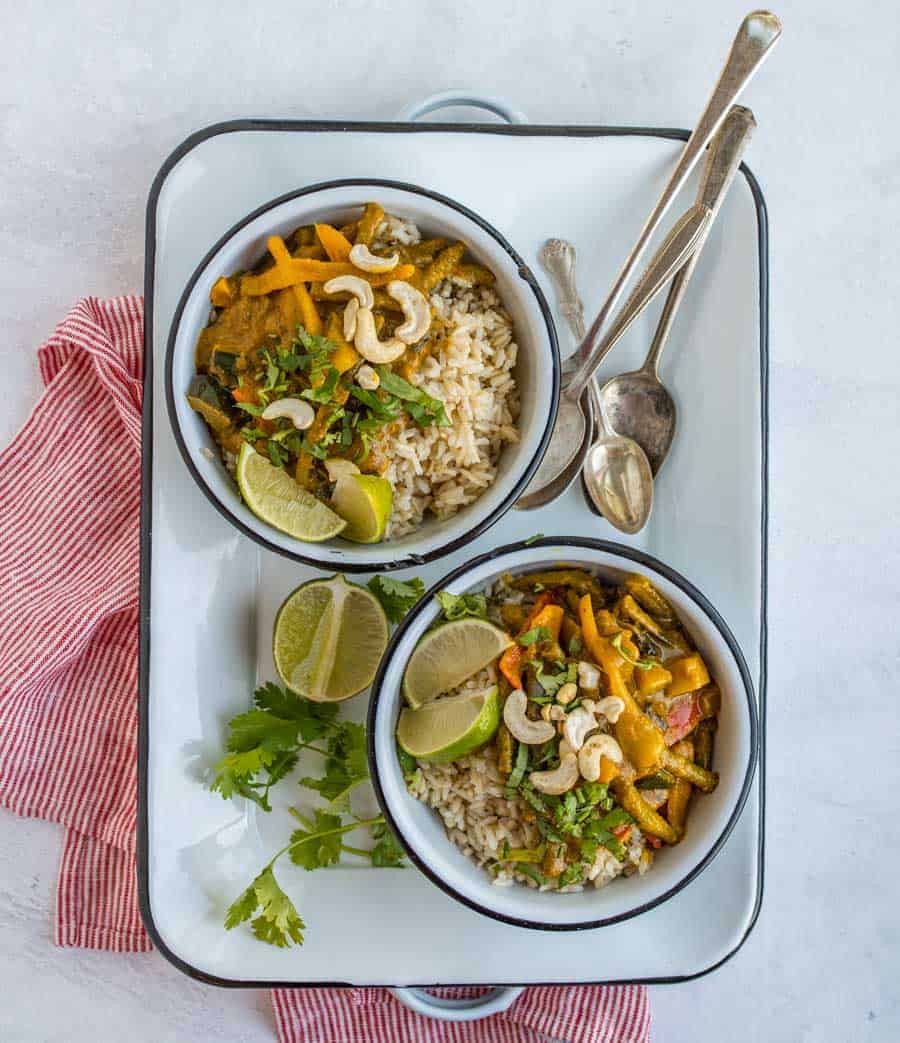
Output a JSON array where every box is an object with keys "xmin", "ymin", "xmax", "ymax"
[
  {"xmin": 331, "ymin": 474, "xmax": 393, "ymax": 543},
  {"xmin": 397, "ymin": 686, "xmax": 501, "ymax": 763},
  {"xmin": 236, "ymin": 443, "xmax": 346, "ymax": 542},
  {"xmin": 273, "ymin": 574, "xmax": 388, "ymax": 702},
  {"xmin": 402, "ymin": 619, "xmax": 513, "ymax": 708}
]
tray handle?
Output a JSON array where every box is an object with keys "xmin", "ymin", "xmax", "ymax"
[
  {"xmin": 397, "ymin": 90, "xmax": 527, "ymax": 125},
  {"xmin": 388, "ymin": 986, "xmax": 526, "ymax": 1022},
  {"xmin": 392, "ymin": 87, "xmax": 527, "ymax": 1026}
]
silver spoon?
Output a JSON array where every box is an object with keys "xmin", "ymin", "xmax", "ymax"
[
  {"xmin": 599, "ymin": 105, "xmax": 757, "ymax": 474},
  {"xmin": 518, "ymin": 10, "xmax": 781, "ymax": 508},
  {"xmin": 538, "ymin": 239, "xmax": 654, "ymax": 533},
  {"xmin": 517, "ymin": 201, "xmax": 711, "ymax": 510}
]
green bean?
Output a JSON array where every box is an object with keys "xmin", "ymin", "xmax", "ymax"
[
  {"xmin": 355, "ymin": 203, "xmax": 384, "ymax": 246},
  {"xmin": 399, "ymin": 238, "xmax": 447, "ymax": 264},
  {"xmin": 624, "ymin": 575, "xmax": 676, "ymax": 624},
  {"xmin": 419, "ymin": 242, "xmax": 465, "ymax": 291},
  {"xmin": 666, "ymin": 739, "xmax": 694, "ymax": 839},
  {"xmin": 510, "ymin": 569, "xmax": 609, "ymax": 603},
  {"xmin": 698, "ymin": 684, "xmax": 721, "ymax": 720},
  {"xmin": 496, "ymin": 723, "xmax": 515, "ymax": 776},
  {"xmin": 694, "ymin": 720, "xmax": 716, "ymax": 770},
  {"xmin": 618, "ymin": 594, "xmax": 665, "ymax": 639},
  {"xmin": 454, "ymin": 263, "xmax": 496, "ymax": 286},
  {"xmin": 611, "ymin": 778, "xmax": 679, "ymax": 844},
  {"xmin": 667, "ymin": 778, "xmax": 692, "ymax": 838},
  {"xmin": 660, "ymin": 748, "xmax": 719, "ymax": 794},
  {"xmin": 635, "ymin": 770, "xmax": 676, "ymax": 790}
]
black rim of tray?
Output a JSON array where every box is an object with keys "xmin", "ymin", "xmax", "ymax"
[{"xmin": 137, "ymin": 118, "xmax": 769, "ymax": 990}]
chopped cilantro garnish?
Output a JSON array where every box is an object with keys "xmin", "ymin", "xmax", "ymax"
[
  {"xmin": 377, "ymin": 367, "xmax": 450, "ymax": 427},
  {"xmin": 518, "ymin": 625, "xmax": 551, "ymax": 647},
  {"xmin": 435, "ymin": 590, "xmax": 488, "ymax": 621}
]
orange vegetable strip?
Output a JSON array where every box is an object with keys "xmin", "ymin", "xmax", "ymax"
[
  {"xmin": 242, "ymin": 247, "xmax": 415, "ymax": 297},
  {"xmin": 293, "ymin": 282, "xmax": 322, "ymax": 336},
  {"xmin": 577, "ymin": 594, "xmax": 629, "ymax": 700},
  {"xmin": 498, "ymin": 593, "xmax": 553, "ymax": 689},
  {"xmin": 315, "ymin": 223, "xmax": 353, "ymax": 262}
]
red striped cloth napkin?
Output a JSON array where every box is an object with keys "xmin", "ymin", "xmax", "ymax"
[{"xmin": 0, "ymin": 297, "xmax": 650, "ymax": 1043}]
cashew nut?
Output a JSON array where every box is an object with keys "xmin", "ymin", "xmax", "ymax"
[
  {"xmin": 556, "ymin": 682, "xmax": 578, "ymax": 705},
  {"xmin": 563, "ymin": 706, "xmax": 598, "ymax": 752},
  {"xmin": 387, "ymin": 280, "xmax": 431, "ymax": 344},
  {"xmin": 349, "ymin": 243, "xmax": 399, "ymax": 273},
  {"xmin": 260, "ymin": 397, "xmax": 315, "ymax": 430},
  {"xmin": 324, "ymin": 458, "xmax": 360, "ymax": 482},
  {"xmin": 353, "ymin": 307, "xmax": 407, "ymax": 364},
  {"xmin": 577, "ymin": 734, "xmax": 624, "ymax": 782},
  {"xmin": 540, "ymin": 704, "xmax": 567, "ymax": 723},
  {"xmin": 323, "ymin": 275, "xmax": 374, "ymax": 309},
  {"xmin": 356, "ymin": 363, "xmax": 380, "ymax": 391},
  {"xmin": 502, "ymin": 689, "xmax": 555, "ymax": 745},
  {"xmin": 595, "ymin": 696, "xmax": 625, "ymax": 724},
  {"xmin": 343, "ymin": 298, "xmax": 359, "ymax": 340},
  {"xmin": 559, "ymin": 739, "xmax": 575, "ymax": 760},
  {"xmin": 577, "ymin": 661, "xmax": 601, "ymax": 691},
  {"xmin": 530, "ymin": 754, "xmax": 579, "ymax": 796}
]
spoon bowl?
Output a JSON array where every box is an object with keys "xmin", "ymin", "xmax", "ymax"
[
  {"xmin": 583, "ymin": 433, "xmax": 654, "ymax": 535},
  {"xmin": 599, "ymin": 368, "xmax": 677, "ymax": 476}
]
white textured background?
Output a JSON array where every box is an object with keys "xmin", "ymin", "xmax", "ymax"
[{"xmin": 2, "ymin": 1, "xmax": 898, "ymax": 1041}]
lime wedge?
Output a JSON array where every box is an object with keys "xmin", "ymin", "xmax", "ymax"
[
  {"xmin": 397, "ymin": 686, "xmax": 501, "ymax": 763},
  {"xmin": 332, "ymin": 474, "xmax": 393, "ymax": 543},
  {"xmin": 236, "ymin": 443, "xmax": 346, "ymax": 542},
  {"xmin": 402, "ymin": 619, "xmax": 513, "ymax": 708},
  {"xmin": 273, "ymin": 574, "xmax": 388, "ymax": 702}
]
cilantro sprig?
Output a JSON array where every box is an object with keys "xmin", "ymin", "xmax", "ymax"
[
  {"xmin": 368, "ymin": 575, "xmax": 426, "ymax": 623},
  {"xmin": 209, "ymin": 682, "xmax": 339, "ymax": 812},
  {"xmin": 212, "ymin": 675, "xmax": 409, "ymax": 950}
]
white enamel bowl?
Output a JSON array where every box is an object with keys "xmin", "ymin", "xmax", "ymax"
[
  {"xmin": 166, "ymin": 180, "xmax": 559, "ymax": 570},
  {"xmin": 369, "ymin": 537, "xmax": 758, "ymax": 930}
]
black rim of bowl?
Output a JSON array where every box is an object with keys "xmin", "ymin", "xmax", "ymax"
[
  {"xmin": 164, "ymin": 177, "xmax": 560, "ymax": 572},
  {"xmin": 367, "ymin": 535, "xmax": 759, "ymax": 932}
]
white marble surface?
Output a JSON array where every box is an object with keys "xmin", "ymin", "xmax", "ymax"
[{"xmin": 1, "ymin": 1, "xmax": 897, "ymax": 1040}]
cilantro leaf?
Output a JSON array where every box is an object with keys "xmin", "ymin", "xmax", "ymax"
[
  {"xmin": 299, "ymin": 721, "xmax": 369, "ymax": 806},
  {"xmin": 435, "ymin": 590, "xmax": 488, "ymax": 621},
  {"xmin": 534, "ymin": 660, "xmax": 576, "ymax": 696},
  {"xmin": 377, "ymin": 367, "xmax": 450, "ymax": 428},
  {"xmin": 518, "ymin": 625, "xmax": 551, "ymax": 647},
  {"xmin": 368, "ymin": 575, "xmax": 426, "ymax": 623},
  {"xmin": 253, "ymin": 682, "xmax": 339, "ymax": 740},
  {"xmin": 369, "ymin": 822, "xmax": 405, "ymax": 867},
  {"xmin": 396, "ymin": 742, "xmax": 418, "ymax": 776},
  {"xmin": 235, "ymin": 402, "xmax": 265, "ymax": 416},
  {"xmin": 208, "ymin": 684, "xmax": 341, "ymax": 811},
  {"xmin": 225, "ymin": 866, "xmax": 305, "ymax": 948},
  {"xmin": 301, "ymin": 367, "xmax": 340, "ymax": 403},
  {"xmin": 289, "ymin": 810, "xmax": 345, "ymax": 870},
  {"xmin": 349, "ymin": 386, "xmax": 402, "ymax": 420},
  {"xmin": 268, "ymin": 440, "xmax": 287, "ymax": 468},
  {"xmin": 225, "ymin": 709, "xmax": 302, "ymax": 755}
]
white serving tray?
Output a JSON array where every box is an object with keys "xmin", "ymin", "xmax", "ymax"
[{"xmin": 138, "ymin": 118, "xmax": 767, "ymax": 988}]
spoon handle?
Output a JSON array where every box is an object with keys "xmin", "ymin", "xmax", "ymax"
[
  {"xmin": 573, "ymin": 11, "xmax": 781, "ymax": 367},
  {"xmin": 566, "ymin": 203, "xmax": 712, "ymax": 401},
  {"xmin": 642, "ymin": 105, "xmax": 757, "ymax": 375}
]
